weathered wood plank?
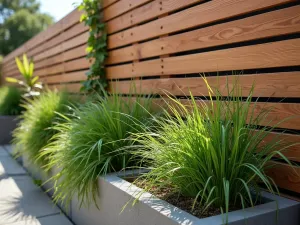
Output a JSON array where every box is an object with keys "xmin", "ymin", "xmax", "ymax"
[
  {"xmin": 107, "ymin": 39, "xmax": 300, "ymax": 79},
  {"xmin": 107, "ymin": 6, "xmax": 300, "ymax": 64},
  {"xmin": 266, "ymin": 162, "xmax": 300, "ymax": 193},
  {"xmin": 41, "ymin": 71, "xmax": 87, "ymax": 84},
  {"xmin": 104, "ymin": 0, "xmax": 152, "ymax": 21},
  {"xmin": 108, "ymin": 0, "xmax": 294, "ymax": 48},
  {"xmin": 107, "ymin": 0, "xmax": 203, "ymax": 34},
  {"xmin": 110, "ymin": 72, "xmax": 300, "ymax": 98}
]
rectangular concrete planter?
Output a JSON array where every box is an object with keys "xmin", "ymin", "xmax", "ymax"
[
  {"xmin": 0, "ymin": 116, "xmax": 18, "ymax": 145},
  {"xmin": 71, "ymin": 170, "xmax": 300, "ymax": 225}
]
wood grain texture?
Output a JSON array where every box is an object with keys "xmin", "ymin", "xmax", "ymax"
[
  {"xmin": 63, "ymin": 32, "xmax": 89, "ymax": 52},
  {"xmin": 63, "ymin": 44, "xmax": 87, "ymax": 62},
  {"xmin": 49, "ymin": 82, "xmax": 82, "ymax": 92},
  {"xmin": 63, "ymin": 22, "xmax": 88, "ymax": 41},
  {"xmin": 260, "ymin": 132, "xmax": 300, "ymax": 162},
  {"xmin": 34, "ymin": 44, "xmax": 63, "ymax": 61},
  {"xmin": 107, "ymin": 0, "xmax": 203, "ymax": 34},
  {"xmin": 108, "ymin": 0, "xmax": 294, "ymax": 49},
  {"xmin": 41, "ymin": 71, "xmax": 87, "ymax": 84},
  {"xmin": 107, "ymin": 39, "xmax": 300, "ymax": 79},
  {"xmin": 107, "ymin": 6, "xmax": 300, "ymax": 64},
  {"xmin": 61, "ymin": 9, "xmax": 81, "ymax": 30},
  {"xmin": 251, "ymin": 102, "xmax": 300, "ymax": 130},
  {"xmin": 103, "ymin": 0, "xmax": 120, "ymax": 8},
  {"xmin": 147, "ymin": 98, "xmax": 300, "ymax": 130},
  {"xmin": 110, "ymin": 72, "xmax": 300, "ymax": 98},
  {"xmin": 27, "ymin": 32, "xmax": 65, "ymax": 58},
  {"xmin": 64, "ymin": 57, "xmax": 92, "ymax": 72},
  {"xmin": 266, "ymin": 162, "xmax": 300, "ymax": 193},
  {"xmin": 35, "ymin": 53, "xmax": 64, "ymax": 70},
  {"xmin": 104, "ymin": 0, "xmax": 152, "ymax": 21},
  {"xmin": 35, "ymin": 57, "xmax": 91, "ymax": 77},
  {"xmin": 35, "ymin": 64, "xmax": 64, "ymax": 77}
]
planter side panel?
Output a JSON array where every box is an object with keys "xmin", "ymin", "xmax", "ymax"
[
  {"xmin": 0, "ymin": 116, "xmax": 18, "ymax": 145},
  {"xmin": 71, "ymin": 177, "xmax": 178, "ymax": 225}
]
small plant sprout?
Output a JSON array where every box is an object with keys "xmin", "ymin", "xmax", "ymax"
[{"xmin": 6, "ymin": 54, "xmax": 42, "ymax": 98}]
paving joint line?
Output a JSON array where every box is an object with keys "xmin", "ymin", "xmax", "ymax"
[{"xmin": 36, "ymin": 212, "xmax": 61, "ymax": 219}]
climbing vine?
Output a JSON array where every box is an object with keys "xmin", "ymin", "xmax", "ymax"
[{"xmin": 79, "ymin": 0, "xmax": 107, "ymax": 92}]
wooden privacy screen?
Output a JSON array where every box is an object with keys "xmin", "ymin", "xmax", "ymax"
[{"xmin": 1, "ymin": 0, "xmax": 300, "ymax": 199}]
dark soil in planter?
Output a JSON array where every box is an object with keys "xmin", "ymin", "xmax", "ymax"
[{"xmin": 130, "ymin": 178, "xmax": 260, "ymax": 219}]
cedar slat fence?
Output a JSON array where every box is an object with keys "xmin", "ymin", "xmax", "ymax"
[{"xmin": 1, "ymin": 0, "xmax": 300, "ymax": 199}]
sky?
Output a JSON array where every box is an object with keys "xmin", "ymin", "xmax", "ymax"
[{"xmin": 40, "ymin": 0, "xmax": 79, "ymax": 22}]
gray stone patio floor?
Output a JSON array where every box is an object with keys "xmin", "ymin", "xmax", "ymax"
[{"xmin": 0, "ymin": 146, "xmax": 73, "ymax": 225}]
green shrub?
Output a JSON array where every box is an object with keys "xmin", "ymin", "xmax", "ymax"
[
  {"xmin": 133, "ymin": 78, "xmax": 293, "ymax": 221},
  {"xmin": 13, "ymin": 90, "xmax": 73, "ymax": 167},
  {"xmin": 0, "ymin": 86, "xmax": 22, "ymax": 115},
  {"xmin": 42, "ymin": 92, "xmax": 155, "ymax": 207}
]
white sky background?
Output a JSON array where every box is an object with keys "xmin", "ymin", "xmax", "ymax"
[{"xmin": 40, "ymin": 0, "xmax": 79, "ymax": 22}]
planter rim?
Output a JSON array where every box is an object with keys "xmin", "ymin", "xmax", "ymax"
[
  {"xmin": 102, "ymin": 170, "xmax": 300, "ymax": 225},
  {"xmin": 0, "ymin": 115, "xmax": 19, "ymax": 119}
]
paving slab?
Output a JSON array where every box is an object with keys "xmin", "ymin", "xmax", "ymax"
[
  {"xmin": 0, "ymin": 147, "xmax": 9, "ymax": 157},
  {"xmin": 3, "ymin": 145, "xmax": 13, "ymax": 155},
  {"xmin": 0, "ymin": 156, "xmax": 26, "ymax": 176},
  {"xmin": 0, "ymin": 176, "xmax": 61, "ymax": 224},
  {"xmin": 5, "ymin": 214, "xmax": 73, "ymax": 225}
]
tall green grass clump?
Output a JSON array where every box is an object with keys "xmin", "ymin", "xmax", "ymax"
[
  {"xmin": 42, "ymin": 91, "xmax": 154, "ymax": 207},
  {"xmin": 13, "ymin": 90, "xmax": 73, "ymax": 166},
  {"xmin": 0, "ymin": 86, "xmax": 22, "ymax": 115},
  {"xmin": 133, "ymin": 78, "xmax": 292, "ymax": 221}
]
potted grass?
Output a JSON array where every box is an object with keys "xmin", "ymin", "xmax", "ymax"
[
  {"xmin": 0, "ymin": 86, "xmax": 22, "ymax": 144},
  {"xmin": 47, "ymin": 79, "xmax": 299, "ymax": 225},
  {"xmin": 110, "ymin": 79, "xmax": 299, "ymax": 225},
  {"xmin": 42, "ymin": 91, "xmax": 155, "ymax": 224},
  {"xmin": 12, "ymin": 89, "xmax": 75, "ymax": 215}
]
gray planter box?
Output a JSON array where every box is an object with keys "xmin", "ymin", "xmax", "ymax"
[
  {"xmin": 0, "ymin": 116, "xmax": 18, "ymax": 145},
  {"xmin": 71, "ymin": 170, "xmax": 300, "ymax": 225}
]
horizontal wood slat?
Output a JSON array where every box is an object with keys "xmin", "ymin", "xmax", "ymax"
[
  {"xmin": 266, "ymin": 162, "xmax": 300, "ymax": 193},
  {"xmin": 63, "ymin": 22, "xmax": 88, "ymax": 41},
  {"xmin": 49, "ymin": 83, "xmax": 82, "ymax": 92},
  {"xmin": 35, "ymin": 57, "xmax": 91, "ymax": 77},
  {"xmin": 107, "ymin": 6, "xmax": 300, "ymax": 64},
  {"xmin": 41, "ymin": 71, "xmax": 87, "ymax": 84},
  {"xmin": 103, "ymin": 0, "xmax": 120, "ymax": 8},
  {"xmin": 107, "ymin": 0, "xmax": 203, "ymax": 34},
  {"xmin": 110, "ymin": 72, "xmax": 300, "ymax": 98},
  {"xmin": 35, "ymin": 54, "xmax": 64, "ymax": 70},
  {"xmin": 33, "ymin": 32, "xmax": 88, "ymax": 63},
  {"xmin": 104, "ymin": 0, "xmax": 152, "ymax": 21},
  {"xmin": 35, "ymin": 64, "xmax": 64, "ymax": 77},
  {"xmin": 65, "ymin": 57, "xmax": 92, "ymax": 72},
  {"xmin": 63, "ymin": 45, "xmax": 87, "ymax": 62},
  {"xmin": 107, "ymin": 39, "xmax": 300, "ymax": 79},
  {"xmin": 108, "ymin": 0, "xmax": 294, "ymax": 49},
  {"xmin": 3, "ymin": 23, "xmax": 88, "ymax": 73},
  {"xmin": 148, "ymin": 98, "xmax": 300, "ymax": 130},
  {"xmin": 261, "ymin": 132, "xmax": 300, "ymax": 162}
]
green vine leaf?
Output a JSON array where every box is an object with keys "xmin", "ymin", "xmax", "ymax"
[{"xmin": 79, "ymin": 0, "xmax": 107, "ymax": 93}]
